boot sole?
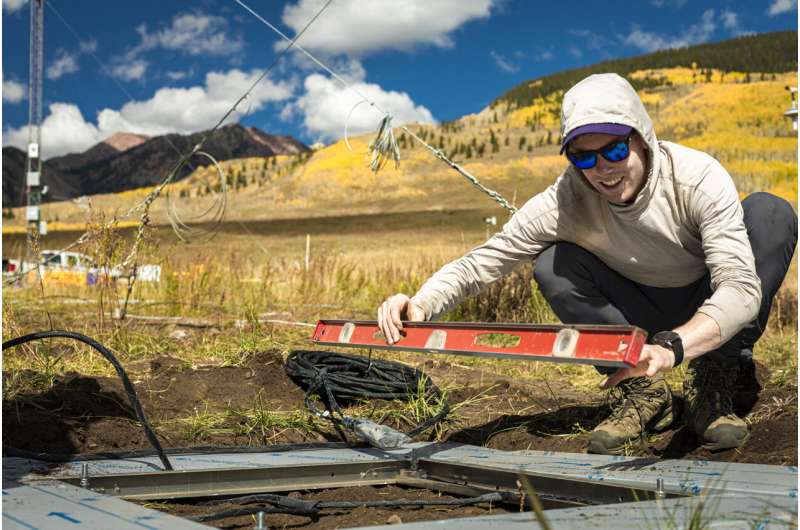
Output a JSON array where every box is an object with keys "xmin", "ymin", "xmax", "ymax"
[
  {"xmin": 700, "ymin": 427, "xmax": 750, "ymax": 452},
  {"xmin": 587, "ymin": 431, "xmax": 626, "ymax": 455}
]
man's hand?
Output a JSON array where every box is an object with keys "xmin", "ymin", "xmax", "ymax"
[
  {"xmin": 377, "ymin": 293, "xmax": 426, "ymax": 344},
  {"xmin": 600, "ymin": 344, "xmax": 675, "ymax": 389}
]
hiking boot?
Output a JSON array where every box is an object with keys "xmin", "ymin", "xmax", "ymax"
[
  {"xmin": 587, "ymin": 375, "xmax": 675, "ymax": 455},
  {"xmin": 683, "ymin": 353, "xmax": 749, "ymax": 451},
  {"xmin": 733, "ymin": 356, "xmax": 762, "ymax": 416}
]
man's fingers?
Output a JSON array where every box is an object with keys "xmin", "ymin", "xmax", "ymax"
[
  {"xmin": 377, "ymin": 294, "xmax": 418, "ymax": 345},
  {"xmin": 646, "ymin": 358, "xmax": 660, "ymax": 377},
  {"xmin": 601, "ymin": 368, "xmax": 631, "ymax": 389},
  {"xmin": 600, "ymin": 345, "xmax": 673, "ymax": 388},
  {"xmin": 379, "ymin": 301, "xmax": 395, "ymax": 344},
  {"xmin": 389, "ymin": 301, "xmax": 406, "ymax": 343}
]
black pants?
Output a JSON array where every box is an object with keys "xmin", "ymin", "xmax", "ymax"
[{"xmin": 532, "ymin": 193, "xmax": 797, "ymax": 374}]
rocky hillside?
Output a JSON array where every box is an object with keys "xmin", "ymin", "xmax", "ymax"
[{"xmin": 2, "ymin": 124, "xmax": 308, "ymax": 206}]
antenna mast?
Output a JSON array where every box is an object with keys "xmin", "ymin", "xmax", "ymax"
[{"xmin": 26, "ymin": 0, "xmax": 45, "ymax": 256}]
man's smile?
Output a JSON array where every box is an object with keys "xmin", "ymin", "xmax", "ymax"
[{"xmin": 597, "ymin": 175, "xmax": 624, "ymax": 189}]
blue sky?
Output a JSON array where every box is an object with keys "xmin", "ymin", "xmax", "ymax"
[{"xmin": 2, "ymin": 0, "xmax": 797, "ymax": 159}]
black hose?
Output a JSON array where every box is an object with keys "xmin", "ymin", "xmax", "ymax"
[
  {"xmin": 189, "ymin": 491, "xmax": 508, "ymax": 522},
  {"xmin": 2, "ymin": 330, "xmax": 173, "ymax": 471},
  {"xmin": 285, "ymin": 350, "xmax": 449, "ymax": 440}
]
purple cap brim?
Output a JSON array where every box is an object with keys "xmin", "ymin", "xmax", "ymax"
[{"xmin": 560, "ymin": 123, "xmax": 634, "ymax": 153}]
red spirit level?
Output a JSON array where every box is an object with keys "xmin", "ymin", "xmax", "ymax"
[{"xmin": 312, "ymin": 320, "xmax": 646, "ymax": 368}]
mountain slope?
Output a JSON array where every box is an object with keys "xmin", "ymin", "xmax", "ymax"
[
  {"xmin": 2, "ymin": 146, "xmax": 81, "ymax": 206},
  {"xmin": 78, "ymin": 124, "xmax": 309, "ymax": 196},
  {"xmin": 48, "ymin": 132, "xmax": 149, "ymax": 174},
  {"xmin": 495, "ymin": 30, "xmax": 797, "ymax": 110},
  {"xmin": 1, "ymin": 124, "xmax": 309, "ymax": 205}
]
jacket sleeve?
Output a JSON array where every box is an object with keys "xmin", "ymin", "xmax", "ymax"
[
  {"xmin": 689, "ymin": 160, "xmax": 762, "ymax": 342},
  {"xmin": 411, "ymin": 182, "xmax": 562, "ymax": 321}
]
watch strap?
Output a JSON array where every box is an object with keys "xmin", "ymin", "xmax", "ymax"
[{"xmin": 652, "ymin": 331, "xmax": 684, "ymax": 367}]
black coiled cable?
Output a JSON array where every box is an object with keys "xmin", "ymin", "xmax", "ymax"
[
  {"xmin": 2, "ymin": 330, "xmax": 173, "ymax": 471},
  {"xmin": 284, "ymin": 350, "xmax": 449, "ymax": 440}
]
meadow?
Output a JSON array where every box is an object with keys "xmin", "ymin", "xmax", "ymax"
[
  {"xmin": 3, "ymin": 203, "xmax": 797, "ymax": 464},
  {"xmin": 2, "ymin": 66, "xmax": 798, "ymax": 471}
]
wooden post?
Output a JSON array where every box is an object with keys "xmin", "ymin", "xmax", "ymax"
[{"xmin": 305, "ymin": 234, "xmax": 310, "ymax": 272}]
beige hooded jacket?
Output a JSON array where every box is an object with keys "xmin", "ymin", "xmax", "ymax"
[{"xmin": 411, "ymin": 73, "xmax": 761, "ymax": 343}]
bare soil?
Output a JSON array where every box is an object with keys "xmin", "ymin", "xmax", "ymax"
[
  {"xmin": 158, "ymin": 485, "xmax": 519, "ymax": 530},
  {"xmin": 4, "ymin": 350, "xmax": 796, "ymax": 463},
  {"xmin": 4, "ymin": 345, "xmax": 796, "ymax": 529}
]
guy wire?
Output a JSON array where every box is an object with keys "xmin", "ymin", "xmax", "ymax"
[{"xmin": 232, "ymin": 0, "xmax": 517, "ymax": 214}]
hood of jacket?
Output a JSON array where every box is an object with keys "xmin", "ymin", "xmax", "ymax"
[{"xmin": 560, "ymin": 73, "xmax": 663, "ymax": 216}]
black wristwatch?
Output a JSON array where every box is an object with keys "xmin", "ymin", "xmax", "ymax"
[{"xmin": 651, "ymin": 331, "xmax": 684, "ymax": 367}]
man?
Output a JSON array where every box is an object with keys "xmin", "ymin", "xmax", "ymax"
[{"xmin": 377, "ymin": 73, "xmax": 797, "ymax": 455}]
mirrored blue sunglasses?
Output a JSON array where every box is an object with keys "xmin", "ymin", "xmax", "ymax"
[{"xmin": 565, "ymin": 135, "xmax": 632, "ymax": 170}]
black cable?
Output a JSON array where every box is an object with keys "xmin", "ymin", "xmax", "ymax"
[
  {"xmin": 2, "ymin": 330, "xmax": 173, "ymax": 471},
  {"xmin": 189, "ymin": 491, "xmax": 508, "ymax": 522},
  {"xmin": 285, "ymin": 350, "xmax": 449, "ymax": 441}
]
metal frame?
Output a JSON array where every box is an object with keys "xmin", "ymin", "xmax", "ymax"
[{"xmin": 4, "ymin": 443, "xmax": 797, "ymax": 529}]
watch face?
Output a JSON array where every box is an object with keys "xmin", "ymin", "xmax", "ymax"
[{"xmin": 653, "ymin": 331, "xmax": 681, "ymax": 350}]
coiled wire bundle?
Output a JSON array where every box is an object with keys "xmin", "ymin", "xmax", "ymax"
[{"xmin": 284, "ymin": 350, "xmax": 449, "ymax": 441}]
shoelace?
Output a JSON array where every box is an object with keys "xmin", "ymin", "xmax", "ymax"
[{"xmin": 605, "ymin": 378, "xmax": 663, "ymax": 443}]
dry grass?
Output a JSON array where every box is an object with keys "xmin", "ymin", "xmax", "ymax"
[{"xmin": 2, "ymin": 205, "xmax": 797, "ymax": 439}]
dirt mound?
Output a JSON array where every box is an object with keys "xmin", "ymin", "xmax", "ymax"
[
  {"xmin": 142, "ymin": 350, "xmax": 305, "ymax": 415},
  {"xmin": 3, "ymin": 350, "xmax": 311, "ymax": 455}
]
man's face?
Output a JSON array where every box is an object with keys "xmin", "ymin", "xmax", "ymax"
[{"xmin": 568, "ymin": 132, "xmax": 648, "ymax": 205}]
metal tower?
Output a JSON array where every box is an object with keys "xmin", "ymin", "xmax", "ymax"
[{"xmin": 25, "ymin": 0, "xmax": 44, "ymax": 253}]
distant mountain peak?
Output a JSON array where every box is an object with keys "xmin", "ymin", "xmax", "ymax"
[
  {"xmin": 102, "ymin": 132, "xmax": 150, "ymax": 153},
  {"xmin": 1, "ymin": 124, "xmax": 310, "ymax": 205}
]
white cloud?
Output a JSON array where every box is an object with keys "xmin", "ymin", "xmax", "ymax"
[
  {"xmin": 768, "ymin": 0, "xmax": 797, "ymax": 15},
  {"xmin": 719, "ymin": 10, "xmax": 751, "ymax": 36},
  {"xmin": 489, "ymin": 51, "xmax": 518, "ymax": 73},
  {"xmin": 3, "ymin": 103, "xmax": 103, "ymax": 159},
  {"xmin": 720, "ymin": 10, "xmax": 739, "ymax": 31},
  {"xmin": 621, "ymin": 9, "xmax": 716, "ymax": 52},
  {"xmin": 46, "ymin": 50, "xmax": 79, "ymax": 80},
  {"xmin": 287, "ymin": 73, "xmax": 434, "ymax": 142},
  {"xmin": 166, "ymin": 69, "xmax": 193, "ymax": 81},
  {"xmin": 2, "ymin": 79, "xmax": 26, "ymax": 103},
  {"xmin": 534, "ymin": 50, "xmax": 553, "ymax": 62},
  {"xmin": 79, "ymin": 39, "xmax": 98, "ymax": 54},
  {"xmin": 650, "ymin": 0, "xmax": 687, "ymax": 7},
  {"xmin": 3, "ymin": 69, "xmax": 294, "ymax": 158},
  {"xmin": 280, "ymin": 0, "xmax": 496, "ymax": 56},
  {"xmin": 2, "ymin": 0, "xmax": 26, "ymax": 13},
  {"xmin": 135, "ymin": 13, "xmax": 242, "ymax": 56},
  {"xmin": 97, "ymin": 69, "xmax": 293, "ymax": 137},
  {"xmin": 107, "ymin": 12, "xmax": 242, "ymax": 83},
  {"xmin": 111, "ymin": 59, "xmax": 149, "ymax": 82},
  {"xmin": 568, "ymin": 29, "xmax": 615, "ymax": 53}
]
